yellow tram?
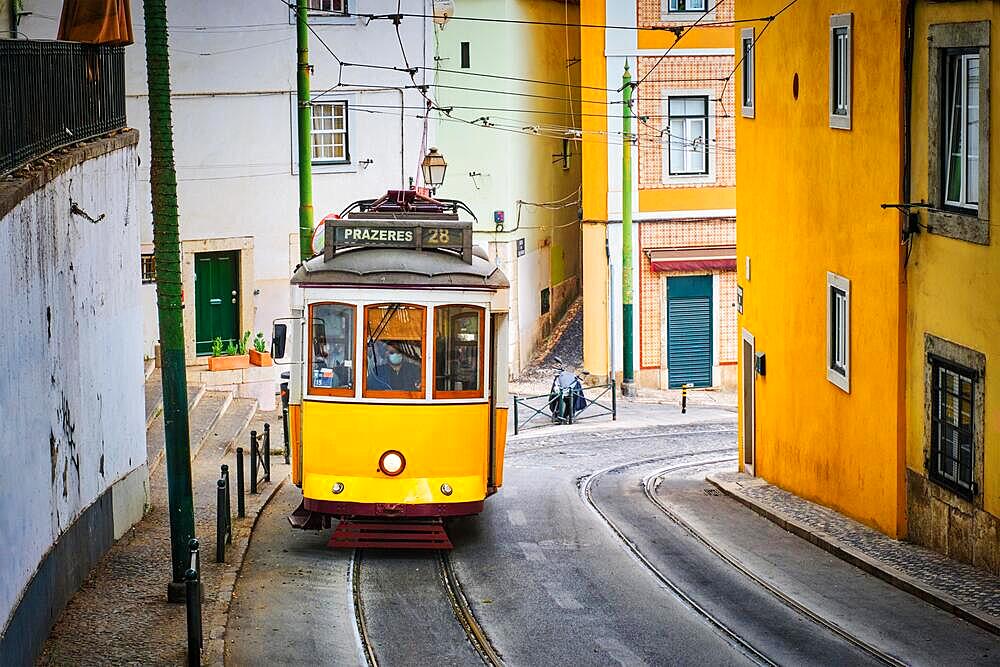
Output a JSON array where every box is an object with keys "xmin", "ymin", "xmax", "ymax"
[{"xmin": 278, "ymin": 190, "xmax": 510, "ymax": 547}]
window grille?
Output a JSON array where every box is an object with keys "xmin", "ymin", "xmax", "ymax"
[
  {"xmin": 141, "ymin": 254, "xmax": 157, "ymax": 284},
  {"xmin": 929, "ymin": 356, "xmax": 976, "ymax": 498}
]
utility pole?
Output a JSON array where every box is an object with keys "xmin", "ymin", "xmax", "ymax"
[
  {"xmin": 621, "ymin": 63, "xmax": 635, "ymax": 396},
  {"xmin": 142, "ymin": 0, "xmax": 196, "ymax": 602},
  {"xmin": 296, "ymin": 0, "xmax": 314, "ymax": 262}
]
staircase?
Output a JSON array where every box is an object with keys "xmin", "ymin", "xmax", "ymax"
[{"xmin": 144, "ymin": 361, "xmax": 258, "ymax": 473}]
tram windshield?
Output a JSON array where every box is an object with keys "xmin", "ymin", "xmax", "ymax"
[
  {"xmin": 434, "ymin": 306, "xmax": 483, "ymax": 397},
  {"xmin": 364, "ymin": 304, "xmax": 425, "ymax": 398},
  {"xmin": 309, "ymin": 303, "xmax": 355, "ymax": 395}
]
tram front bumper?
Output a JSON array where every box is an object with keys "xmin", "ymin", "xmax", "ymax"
[{"xmin": 302, "ymin": 473, "xmax": 487, "ymax": 517}]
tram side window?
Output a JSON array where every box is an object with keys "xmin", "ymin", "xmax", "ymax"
[
  {"xmin": 310, "ymin": 303, "xmax": 355, "ymax": 395},
  {"xmin": 434, "ymin": 306, "xmax": 483, "ymax": 397},
  {"xmin": 364, "ymin": 304, "xmax": 425, "ymax": 398}
]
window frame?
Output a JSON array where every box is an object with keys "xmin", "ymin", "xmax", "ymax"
[
  {"xmin": 141, "ymin": 253, "xmax": 157, "ymax": 284},
  {"xmin": 362, "ymin": 303, "xmax": 427, "ymax": 400},
  {"xmin": 825, "ymin": 272, "xmax": 850, "ymax": 393},
  {"xmin": 942, "ymin": 50, "xmax": 981, "ymax": 213},
  {"xmin": 663, "ymin": 0, "xmax": 714, "ymax": 22},
  {"xmin": 311, "ymin": 99, "xmax": 350, "ymax": 165},
  {"xmin": 741, "ymin": 28, "xmax": 756, "ymax": 119},
  {"xmin": 288, "ymin": 0, "xmax": 355, "ymax": 25},
  {"xmin": 928, "ymin": 354, "xmax": 977, "ymax": 499},
  {"xmin": 663, "ymin": 93, "xmax": 712, "ymax": 180},
  {"xmin": 307, "ymin": 302, "xmax": 357, "ymax": 398},
  {"xmin": 829, "ymin": 13, "xmax": 853, "ymax": 130},
  {"xmin": 927, "ymin": 21, "xmax": 990, "ymax": 245},
  {"xmin": 432, "ymin": 305, "xmax": 486, "ymax": 400}
]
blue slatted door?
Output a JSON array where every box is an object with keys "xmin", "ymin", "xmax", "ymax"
[{"xmin": 667, "ymin": 275, "xmax": 713, "ymax": 389}]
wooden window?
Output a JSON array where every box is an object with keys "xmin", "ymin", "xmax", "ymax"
[
  {"xmin": 944, "ymin": 52, "xmax": 981, "ymax": 212},
  {"xmin": 308, "ymin": 303, "xmax": 356, "ymax": 397},
  {"xmin": 363, "ymin": 304, "xmax": 426, "ymax": 399},
  {"xmin": 433, "ymin": 305, "xmax": 485, "ymax": 399},
  {"xmin": 311, "ymin": 101, "xmax": 349, "ymax": 163}
]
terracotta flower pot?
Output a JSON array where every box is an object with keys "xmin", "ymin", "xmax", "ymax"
[
  {"xmin": 249, "ymin": 350, "xmax": 273, "ymax": 367},
  {"xmin": 208, "ymin": 354, "xmax": 250, "ymax": 371}
]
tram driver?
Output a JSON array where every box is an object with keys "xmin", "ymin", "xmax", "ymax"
[{"xmin": 368, "ymin": 342, "xmax": 422, "ymax": 392}]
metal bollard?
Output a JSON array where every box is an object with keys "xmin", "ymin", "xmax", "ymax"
[
  {"xmin": 185, "ymin": 538, "xmax": 202, "ymax": 666},
  {"xmin": 513, "ymin": 397, "xmax": 519, "ymax": 436},
  {"xmin": 236, "ymin": 447, "xmax": 246, "ymax": 518},
  {"xmin": 216, "ymin": 478, "xmax": 227, "ymax": 563},
  {"xmin": 283, "ymin": 407, "xmax": 290, "ymax": 465},
  {"xmin": 263, "ymin": 423, "xmax": 271, "ymax": 482},
  {"xmin": 250, "ymin": 430, "xmax": 259, "ymax": 495},
  {"xmin": 611, "ymin": 380, "xmax": 617, "ymax": 421},
  {"xmin": 221, "ymin": 464, "xmax": 232, "ymax": 544},
  {"xmin": 681, "ymin": 383, "xmax": 692, "ymax": 414}
]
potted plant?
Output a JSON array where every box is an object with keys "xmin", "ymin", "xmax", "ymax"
[
  {"xmin": 249, "ymin": 331, "xmax": 272, "ymax": 367},
  {"xmin": 207, "ymin": 333, "xmax": 251, "ymax": 371}
]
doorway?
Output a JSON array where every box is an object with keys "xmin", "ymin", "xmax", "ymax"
[
  {"xmin": 195, "ymin": 251, "xmax": 240, "ymax": 355},
  {"xmin": 666, "ymin": 275, "xmax": 713, "ymax": 388},
  {"xmin": 741, "ymin": 329, "xmax": 755, "ymax": 476}
]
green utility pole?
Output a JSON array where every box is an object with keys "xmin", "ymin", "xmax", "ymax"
[
  {"xmin": 296, "ymin": 0, "xmax": 314, "ymax": 261},
  {"xmin": 621, "ymin": 63, "xmax": 635, "ymax": 396},
  {"xmin": 142, "ymin": 0, "xmax": 195, "ymax": 601}
]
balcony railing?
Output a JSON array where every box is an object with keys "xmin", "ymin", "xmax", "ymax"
[{"xmin": 1, "ymin": 40, "xmax": 126, "ymax": 176}]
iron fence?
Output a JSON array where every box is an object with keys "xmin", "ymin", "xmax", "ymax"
[
  {"xmin": 512, "ymin": 381, "xmax": 617, "ymax": 434},
  {"xmin": 1, "ymin": 40, "xmax": 126, "ymax": 176}
]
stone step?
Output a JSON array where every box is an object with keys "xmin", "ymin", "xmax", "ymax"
[
  {"xmin": 144, "ymin": 371, "xmax": 208, "ymax": 431},
  {"xmin": 146, "ymin": 389, "xmax": 234, "ymax": 474},
  {"xmin": 197, "ymin": 397, "xmax": 258, "ymax": 463}
]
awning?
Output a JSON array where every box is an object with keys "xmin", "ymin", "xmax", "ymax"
[
  {"xmin": 648, "ymin": 246, "xmax": 736, "ymax": 273},
  {"xmin": 58, "ymin": 0, "xmax": 134, "ymax": 46}
]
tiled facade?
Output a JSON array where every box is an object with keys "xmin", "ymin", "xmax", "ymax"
[
  {"xmin": 638, "ymin": 218, "xmax": 737, "ymax": 370},
  {"xmin": 635, "ymin": 56, "xmax": 736, "ymax": 190},
  {"xmin": 637, "ymin": 0, "xmax": 735, "ymax": 28}
]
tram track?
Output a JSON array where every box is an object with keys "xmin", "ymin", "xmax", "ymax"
[
  {"xmin": 350, "ymin": 548, "xmax": 504, "ymax": 667},
  {"xmin": 579, "ymin": 451, "xmax": 778, "ymax": 666},
  {"xmin": 641, "ymin": 465, "xmax": 907, "ymax": 667}
]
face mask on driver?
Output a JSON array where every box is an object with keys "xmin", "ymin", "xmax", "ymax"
[{"xmin": 388, "ymin": 352, "xmax": 403, "ymax": 365}]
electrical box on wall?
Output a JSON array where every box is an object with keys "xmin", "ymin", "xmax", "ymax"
[{"xmin": 755, "ymin": 352, "xmax": 766, "ymax": 377}]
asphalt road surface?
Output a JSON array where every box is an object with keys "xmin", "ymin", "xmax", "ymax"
[{"xmin": 226, "ymin": 418, "xmax": 1000, "ymax": 666}]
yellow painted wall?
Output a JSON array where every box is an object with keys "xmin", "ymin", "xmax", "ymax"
[
  {"xmin": 639, "ymin": 186, "xmax": 736, "ymax": 212},
  {"xmin": 907, "ymin": 1, "xmax": 1000, "ymax": 518},
  {"xmin": 638, "ymin": 25, "xmax": 733, "ymax": 50},
  {"xmin": 581, "ymin": 0, "xmax": 610, "ymax": 377},
  {"xmin": 736, "ymin": 0, "xmax": 907, "ymax": 537}
]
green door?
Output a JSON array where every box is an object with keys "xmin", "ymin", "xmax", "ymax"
[
  {"xmin": 666, "ymin": 275, "xmax": 713, "ymax": 389},
  {"xmin": 195, "ymin": 251, "xmax": 239, "ymax": 355}
]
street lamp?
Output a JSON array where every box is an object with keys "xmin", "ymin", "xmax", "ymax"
[{"xmin": 421, "ymin": 147, "xmax": 448, "ymax": 192}]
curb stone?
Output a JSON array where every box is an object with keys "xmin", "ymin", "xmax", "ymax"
[
  {"xmin": 204, "ymin": 475, "xmax": 287, "ymax": 667},
  {"xmin": 707, "ymin": 473, "xmax": 1000, "ymax": 638}
]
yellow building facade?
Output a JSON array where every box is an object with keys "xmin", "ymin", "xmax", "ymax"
[
  {"xmin": 735, "ymin": 0, "xmax": 907, "ymax": 537},
  {"xmin": 906, "ymin": 1, "xmax": 1000, "ymax": 574},
  {"xmin": 581, "ymin": 0, "xmax": 739, "ymax": 391}
]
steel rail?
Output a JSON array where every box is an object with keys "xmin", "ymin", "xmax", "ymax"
[
  {"xmin": 438, "ymin": 552, "xmax": 506, "ymax": 667},
  {"xmin": 349, "ymin": 550, "xmax": 380, "ymax": 667},
  {"xmin": 642, "ymin": 467, "xmax": 907, "ymax": 667},
  {"xmin": 580, "ymin": 451, "xmax": 777, "ymax": 667}
]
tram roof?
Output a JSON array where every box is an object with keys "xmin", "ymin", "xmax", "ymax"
[{"xmin": 290, "ymin": 245, "xmax": 509, "ymax": 290}]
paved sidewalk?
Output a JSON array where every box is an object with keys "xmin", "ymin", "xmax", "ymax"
[
  {"xmin": 37, "ymin": 410, "xmax": 289, "ymax": 666},
  {"xmin": 710, "ymin": 471, "xmax": 1000, "ymax": 636}
]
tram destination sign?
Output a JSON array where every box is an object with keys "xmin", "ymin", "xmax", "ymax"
[{"xmin": 325, "ymin": 219, "xmax": 473, "ymax": 264}]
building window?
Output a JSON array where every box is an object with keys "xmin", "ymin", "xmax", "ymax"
[
  {"xmin": 826, "ymin": 272, "xmax": 850, "ymax": 392},
  {"xmin": 461, "ymin": 42, "xmax": 470, "ymax": 69},
  {"xmin": 829, "ymin": 14, "xmax": 852, "ymax": 130},
  {"xmin": 741, "ymin": 28, "xmax": 755, "ymax": 118},
  {"xmin": 943, "ymin": 52, "xmax": 980, "ymax": 212},
  {"xmin": 141, "ymin": 253, "xmax": 156, "ymax": 284},
  {"xmin": 929, "ymin": 356, "xmax": 976, "ymax": 498},
  {"xmin": 668, "ymin": 0, "xmax": 706, "ymax": 12},
  {"xmin": 927, "ymin": 21, "xmax": 989, "ymax": 244},
  {"xmin": 667, "ymin": 96, "xmax": 709, "ymax": 176},
  {"xmin": 309, "ymin": 0, "xmax": 346, "ymax": 15},
  {"xmin": 312, "ymin": 101, "xmax": 349, "ymax": 164}
]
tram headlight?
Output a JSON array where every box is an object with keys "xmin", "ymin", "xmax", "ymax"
[
  {"xmin": 379, "ymin": 450, "xmax": 406, "ymax": 476},
  {"xmin": 440, "ymin": 483, "xmax": 453, "ymax": 496}
]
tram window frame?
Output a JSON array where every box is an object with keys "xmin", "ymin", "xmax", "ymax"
[
  {"xmin": 433, "ymin": 305, "xmax": 486, "ymax": 399},
  {"xmin": 363, "ymin": 303, "xmax": 427, "ymax": 400},
  {"xmin": 308, "ymin": 302, "xmax": 357, "ymax": 398}
]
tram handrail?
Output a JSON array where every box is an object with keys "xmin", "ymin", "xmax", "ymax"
[{"xmin": 512, "ymin": 380, "xmax": 617, "ymax": 435}]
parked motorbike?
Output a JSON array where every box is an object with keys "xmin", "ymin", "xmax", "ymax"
[{"xmin": 548, "ymin": 357, "xmax": 589, "ymax": 424}]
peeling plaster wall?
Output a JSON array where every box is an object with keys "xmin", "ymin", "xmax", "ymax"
[{"xmin": 0, "ymin": 143, "xmax": 147, "ymax": 636}]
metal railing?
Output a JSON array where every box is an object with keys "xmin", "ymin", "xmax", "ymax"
[
  {"xmin": 512, "ymin": 381, "xmax": 617, "ymax": 434},
  {"xmin": 1, "ymin": 40, "xmax": 126, "ymax": 176},
  {"xmin": 250, "ymin": 426, "xmax": 271, "ymax": 494}
]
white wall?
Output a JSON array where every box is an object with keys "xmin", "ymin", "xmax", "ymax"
[
  {"xmin": 0, "ymin": 143, "xmax": 147, "ymax": 634},
  {"xmin": 21, "ymin": 0, "xmax": 435, "ymax": 361}
]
